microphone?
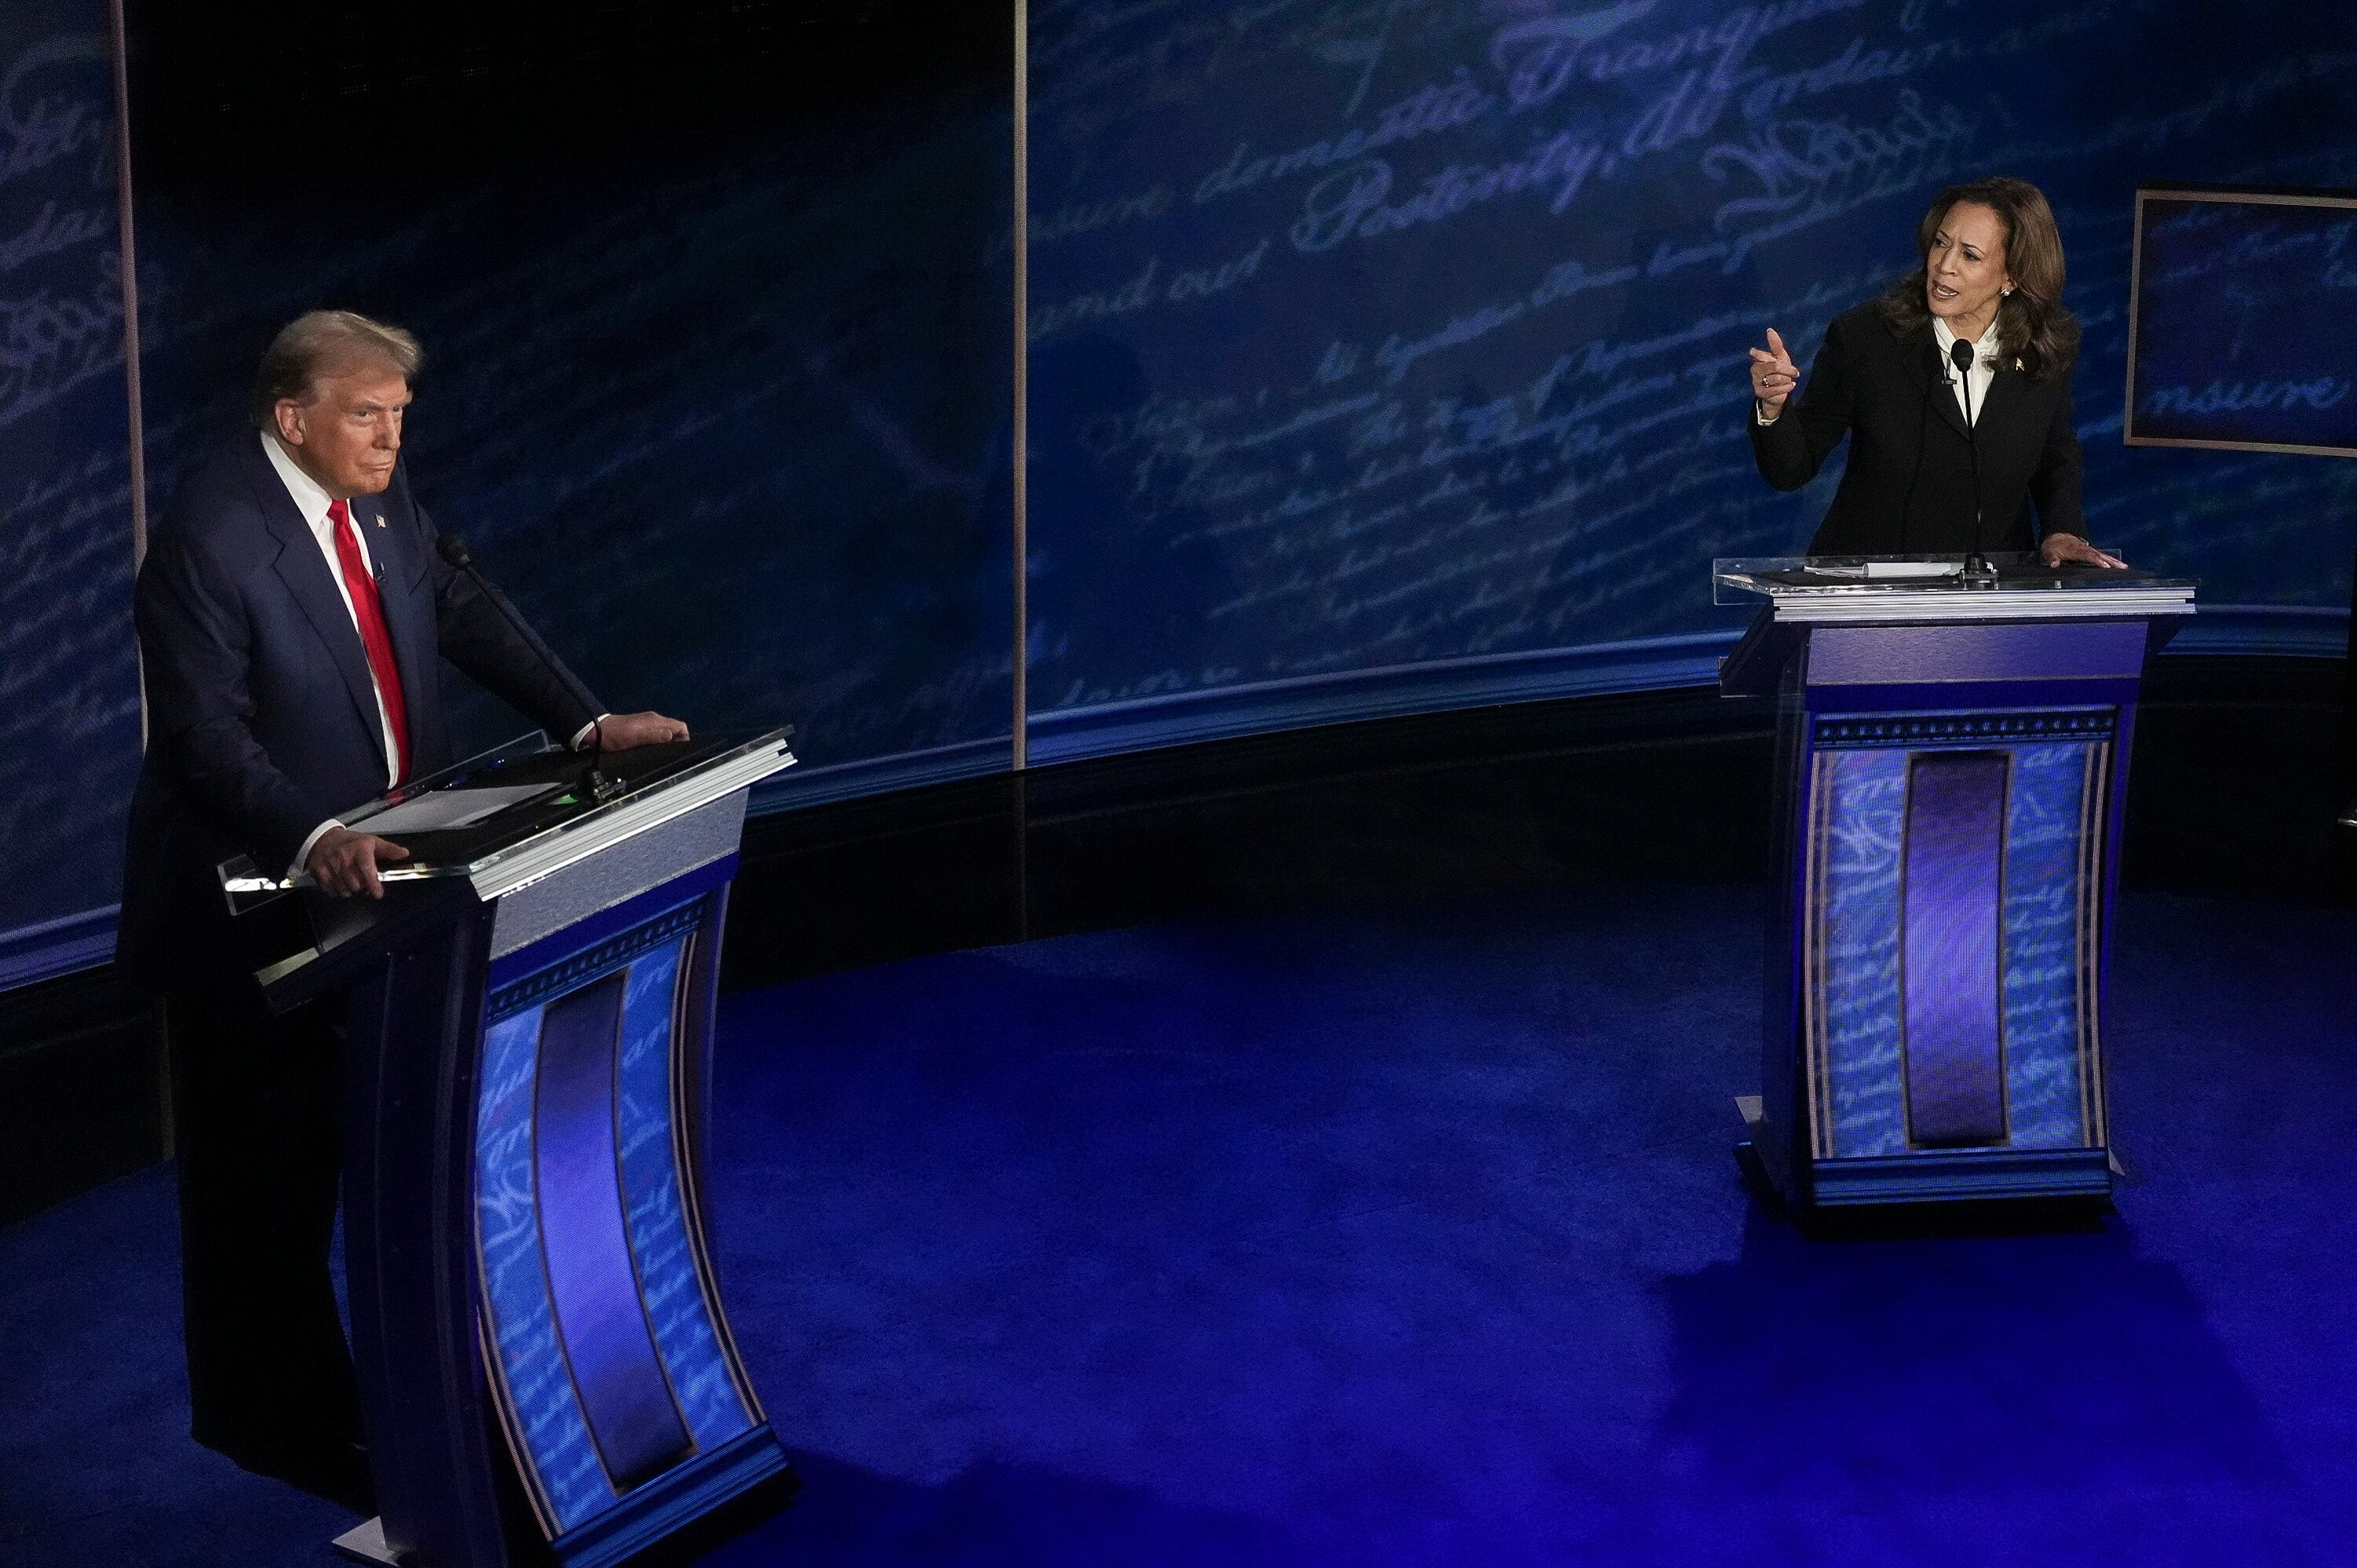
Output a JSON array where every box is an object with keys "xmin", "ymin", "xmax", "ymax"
[
  {"xmin": 1898, "ymin": 340, "xmax": 1945, "ymax": 556},
  {"xmin": 435, "ymin": 534, "xmax": 624, "ymax": 800},
  {"xmin": 1950, "ymin": 337, "xmax": 1992, "ymax": 578}
]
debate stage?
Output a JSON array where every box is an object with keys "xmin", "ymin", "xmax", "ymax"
[
  {"xmin": 9, "ymin": 1, "xmax": 2357, "ymax": 1563},
  {"xmin": 5, "ymin": 880, "xmax": 2353, "ymax": 1567}
]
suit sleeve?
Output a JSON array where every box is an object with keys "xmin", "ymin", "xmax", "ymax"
[
  {"xmin": 2027, "ymin": 374, "xmax": 2087, "ymax": 541},
  {"xmin": 135, "ymin": 528, "xmax": 330, "ymax": 873},
  {"xmin": 1749, "ymin": 315, "xmax": 1857, "ymax": 492},
  {"xmin": 413, "ymin": 498, "xmax": 606, "ymax": 742}
]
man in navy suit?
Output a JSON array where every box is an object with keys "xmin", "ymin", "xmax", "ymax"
[{"xmin": 119, "ymin": 310, "xmax": 687, "ymax": 1511}]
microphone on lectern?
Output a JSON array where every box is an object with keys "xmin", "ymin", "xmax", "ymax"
[
  {"xmin": 1950, "ymin": 337, "xmax": 1992, "ymax": 578},
  {"xmin": 436, "ymin": 534, "xmax": 623, "ymax": 800}
]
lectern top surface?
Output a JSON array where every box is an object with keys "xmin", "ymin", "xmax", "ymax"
[
  {"xmin": 1713, "ymin": 556, "xmax": 2195, "ymax": 623},
  {"xmin": 219, "ymin": 727, "xmax": 794, "ymax": 896}
]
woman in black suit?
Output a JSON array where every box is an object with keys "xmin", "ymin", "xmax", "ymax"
[{"xmin": 1746, "ymin": 176, "xmax": 2125, "ymax": 567}]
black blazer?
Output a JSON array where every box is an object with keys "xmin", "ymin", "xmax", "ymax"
[
  {"xmin": 118, "ymin": 434, "xmax": 603, "ymax": 985},
  {"xmin": 1750, "ymin": 299, "xmax": 2085, "ymax": 555}
]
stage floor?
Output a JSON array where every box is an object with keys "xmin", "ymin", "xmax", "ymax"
[{"xmin": 5, "ymin": 884, "xmax": 2354, "ymax": 1566}]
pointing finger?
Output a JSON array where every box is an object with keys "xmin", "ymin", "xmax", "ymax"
[{"xmin": 1765, "ymin": 326, "xmax": 1786, "ymax": 359}]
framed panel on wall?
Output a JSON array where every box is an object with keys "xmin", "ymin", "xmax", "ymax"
[{"xmin": 2125, "ymin": 186, "xmax": 2357, "ymax": 460}]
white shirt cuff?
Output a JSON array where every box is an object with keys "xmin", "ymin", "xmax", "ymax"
[
  {"xmin": 1755, "ymin": 400, "xmax": 1778, "ymax": 425},
  {"xmin": 290, "ymin": 819, "xmax": 343, "ymax": 879},
  {"xmin": 570, "ymin": 715, "xmax": 612, "ymax": 750}
]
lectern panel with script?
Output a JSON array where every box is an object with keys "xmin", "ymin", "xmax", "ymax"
[
  {"xmin": 224, "ymin": 730, "xmax": 797, "ymax": 1568},
  {"xmin": 1717, "ymin": 560, "xmax": 2195, "ymax": 1209}
]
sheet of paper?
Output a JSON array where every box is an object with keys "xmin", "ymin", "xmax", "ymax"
[
  {"xmin": 346, "ymin": 782, "xmax": 555, "ymax": 833},
  {"xmin": 1804, "ymin": 561, "xmax": 1961, "ymax": 580}
]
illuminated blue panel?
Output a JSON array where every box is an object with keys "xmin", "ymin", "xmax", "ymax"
[
  {"xmin": 1899, "ymin": 751, "xmax": 2010, "ymax": 1147},
  {"xmin": 1819, "ymin": 749, "xmax": 1907, "ymax": 1158},
  {"xmin": 476, "ymin": 1007, "xmax": 611, "ymax": 1530},
  {"xmin": 2002, "ymin": 742, "xmax": 2098, "ymax": 1149},
  {"xmin": 615, "ymin": 939, "xmax": 756, "ymax": 1450},
  {"xmin": 534, "ymin": 978, "xmax": 692, "ymax": 1490}
]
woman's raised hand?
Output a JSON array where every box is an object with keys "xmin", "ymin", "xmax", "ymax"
[{"xmin": 1749, "ymin": 327, "xmax": 1798, "ymax": 421}]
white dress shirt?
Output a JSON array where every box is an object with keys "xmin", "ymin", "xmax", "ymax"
[{"xmin": 1930, "ymin": 313, "xmax": 2001, "ymax": 427}]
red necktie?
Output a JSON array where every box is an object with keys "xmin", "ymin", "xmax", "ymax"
[{"xmin": 328, "ymin": 498, "xmax": 412, "ymax": 784}]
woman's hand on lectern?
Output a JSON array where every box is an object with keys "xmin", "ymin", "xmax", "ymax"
[
  {"xmin": 2039, "ymin": 533, "xmax": 2128, "ymax": 570},
  {"xmin": 1748, "ymin": 328, "xmax": 1798, "ymax": 422}
]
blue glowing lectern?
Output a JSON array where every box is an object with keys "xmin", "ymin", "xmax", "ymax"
[
  {"xmin": 232, "ymin": 731, "xmax": 797, "ymax": 1566},
  {"xmin": 1716, "ymin": 560, "xmax": 2195, "ymax": 1209}
]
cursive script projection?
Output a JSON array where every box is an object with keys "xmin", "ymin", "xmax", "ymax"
[
  {"xmin": 2129, "ymin": 195, "xmax": 2357, "ymax": 453},
  {"xmin": 0, "ymin": 20, "xmax": 143, "ymax": 943},
  {"xmin": 1027, "ymin": 0, "xmax": 2357, "ymax": 730},
  {"xmin": 1, "ymin": 37, "xmax": 122, "ymax": 430}
]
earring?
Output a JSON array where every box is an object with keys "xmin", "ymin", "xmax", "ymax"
[{"xmin": 2002, "ymin": 286, "xmax": 2013, "ymax": 296}]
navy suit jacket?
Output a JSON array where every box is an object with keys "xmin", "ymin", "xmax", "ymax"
[
  {"xmin": 118, "ymin": 434, "xmax": 602, "ymax": 986},
  {"xmin": 1749, "ymin": 299, "xmax": 2085, "ymax": 556}
]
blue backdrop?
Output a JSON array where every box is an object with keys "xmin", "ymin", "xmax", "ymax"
[
  {"xmin": 0, "ymin": 5, "xmax": 141, "ymax": 972},
  {"xmin": 1024, "ymin": 0, "xmax": 2357, "ymax": 757}
]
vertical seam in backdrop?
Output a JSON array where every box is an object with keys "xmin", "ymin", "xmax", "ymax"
[
  {"xmin": 1012, "ymin": 0, "xmax": 1030, "ymax": 770},
  {"xmin": 106, "ymin": 0, "xmax": 148, "ymax": 742},
  {"xmin": 108, "ymin": 0, "xmax": 168, "ymax": 1161}
]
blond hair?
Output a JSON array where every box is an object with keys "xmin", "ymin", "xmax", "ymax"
[{"xmin": 247, "ymin": 309, "xmax": 424, "ymax": 428}]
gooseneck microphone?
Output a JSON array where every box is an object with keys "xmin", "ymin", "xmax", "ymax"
[
  {"xmin": 1898, "ymin": 340, "xmax": 1944, "ymax": 556},
  {"xmin": 435, "ymin": 534, "xmax": 624, "ymax": 800},
  {"xmin": 1950, "ymin": 337, "xmax": 1992, "ymax": 578}
]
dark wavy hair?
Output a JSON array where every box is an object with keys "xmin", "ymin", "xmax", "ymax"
[{"xmin": 1877, "ymin": 177, "xmax": 2081, "ymax": 381}]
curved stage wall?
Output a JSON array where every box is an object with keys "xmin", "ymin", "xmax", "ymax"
[{"xmin": 5, "ymin": 0, "xmax": 2357, "ymax": 983}]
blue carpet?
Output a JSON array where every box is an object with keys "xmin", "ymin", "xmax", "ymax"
[{"xmin": 4, "ymin": 885, "xmax": 2354, "ymax": 1566}]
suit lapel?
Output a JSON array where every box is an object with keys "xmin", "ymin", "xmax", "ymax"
[
  {"xmin": 1911, "ymin": 325, "xmax": 1971, "ymax": 443},
  {"xmin": 1976, "ymin": 357, "xmax": 2025, "ymax": 449},
  {"xmin": 246, "ymin": 442, "xmax": 392, "ymax": 777}
]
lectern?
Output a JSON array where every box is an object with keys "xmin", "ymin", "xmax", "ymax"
[
  {"xmin": 1716, "ymin": 558, "xmax": 2195, "ymax": 1209},
  {"xmin": 223, "ymin": 730, "xmax": 798, "ymax": 1567}
]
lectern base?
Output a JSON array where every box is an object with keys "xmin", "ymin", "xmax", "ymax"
[
  {"xmin": 1736, "ymin": 1096, "xmax": 2114, "ymax": 1209},
  {"xmin": 332, "ymin": 1517, "xmax": 406, "ymax": 1566},
  {"xmin": 330, "ymin": 1433, "xmax": 794, "ymax": 1567}
]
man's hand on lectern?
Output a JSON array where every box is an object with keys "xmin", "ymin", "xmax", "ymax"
[
  {"xmin": 2039, "ymin": 533, "xmax": 2128, "ymax": 570},
  {"xmin": 596, "ymin": 712, "xmax": 691, "ymax": 749},
  {"xmin": 308, "ymin": 826, "xmax": 410, "ymax": 899}
]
